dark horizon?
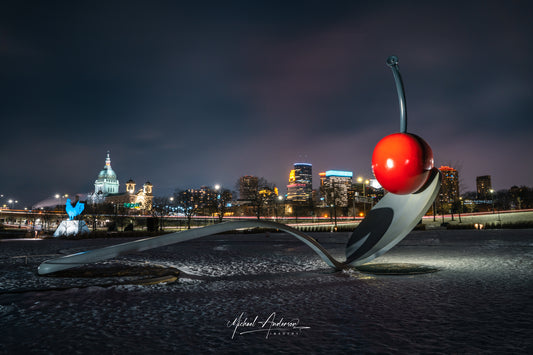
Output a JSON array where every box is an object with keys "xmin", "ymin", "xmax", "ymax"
[{"xmin": 1, "ymin": 1, "xmax": 532, "ymax": 207}]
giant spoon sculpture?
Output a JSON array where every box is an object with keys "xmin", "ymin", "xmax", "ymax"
[{"xmin": 38, "ymin": 56, "xmax": 441, "ymax": 275}]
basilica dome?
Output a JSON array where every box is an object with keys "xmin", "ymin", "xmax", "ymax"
[
  {"xmin": 98, "ymin": 166, "xmax": 117, "ymax": 180},
  {"xmin": 93, "ymin": 151, "xmax": 119, "ymax": 195}
]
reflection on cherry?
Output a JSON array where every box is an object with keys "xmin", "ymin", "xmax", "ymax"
[{"xmin": 372, "ymin": 132, "xmax": 434, "ymax": 195}]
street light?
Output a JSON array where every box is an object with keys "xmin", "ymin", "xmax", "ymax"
[
  {"xmin": 490, "ymin": 189, "xmax": 495, "ymax": 213},
  {"xmin": 276, "ymin": 195, "xmax": 284, "ymax": 221},
  {"xmin": 458, "ymin": 197, "xmax": 463, "ymax": 223},
  {"xmin": 55, "ymin": 194, "xmax": 69, "ymax": 212},
  {"xmin": 329, "ymin": 184, "xmax": 338, "ymax": 232},
  {"xmin": 213, "ymin": 184, "xmax": 222, "ymax": 222},
  {"xmin": 55, "ymin": 194, "xmax": 68, "ymax": 201},
  {"xmin": 356, "ymin": 177, "xmax": 370, "ymax": 216}
]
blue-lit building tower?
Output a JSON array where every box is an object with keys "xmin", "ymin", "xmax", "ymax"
[{"xmin": 320, "ymin": 170, "xmax": 353, "ymax": 207}]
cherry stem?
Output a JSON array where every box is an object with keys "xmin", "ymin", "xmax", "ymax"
[{"xmin": 386, "ymin": 55, "xmax": 407, "ymax": 133}]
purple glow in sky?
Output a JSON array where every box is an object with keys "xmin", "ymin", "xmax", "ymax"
[{"xmin": 1, "ymin": 0, "xmax": 532, "ymax": 206}]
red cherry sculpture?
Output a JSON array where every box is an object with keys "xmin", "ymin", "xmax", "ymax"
[
  {"xmin": 372, "ymin": 55, "xmax": 435, "ymax": 195},
  {"xmin": 372, "ymin": 132, "xmax": 434, "ymax": 194}
]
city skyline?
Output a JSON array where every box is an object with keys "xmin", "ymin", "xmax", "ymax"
[
  {"xmin": 3, "ymin": 150, "xmax": 523, "ymax": 209},
  {"xmin": 1, "ymin": 1, "xmax": 532, "ymax": 206}
]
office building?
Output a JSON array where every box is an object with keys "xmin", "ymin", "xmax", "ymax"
[
  {"xmin": 286, "ymin": 163, "xmax": 313, "ymax": 203},
  {"xmin": 439, "ymin": 166, "xmax": 460, "ymax": 203},
  {"xmin": 320, "ymin": 170, "xmax": 353, "ymax": 207},
  {"xmin": 476, "ymin": 175, "xmax": 492, "ymax": 199},
  {"xmin": 238, "ymin": 175, "xmax": 259, "ymax": 201}
]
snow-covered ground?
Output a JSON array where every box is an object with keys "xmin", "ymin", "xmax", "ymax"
[{"xmin": 1, "ymin": 229, "xmax": 532, "ymax": 353}]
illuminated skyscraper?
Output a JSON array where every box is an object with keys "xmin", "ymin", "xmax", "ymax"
[
  {"xmin": 320, "ymin": 170, "xmax": 353, "ymax": 207},
  {"xmin": 286, "ymin": 163, "xmax": 313, "ymax": 203},
  {"xmin": 438, "ymin": 166, "xmax": 460, "ymax": 203},
  {"xmin": 318, "ymin": 172, "xmax": 327, "ymax": 187},
  {"xmin": 476, "ymin": 175, "xmax": 492, "ymax": 199}
]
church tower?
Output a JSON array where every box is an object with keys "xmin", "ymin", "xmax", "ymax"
[
  {"xmin": 126, "ymin": 179, "xmax": 136, "ymax": 194},
  {"xmin": 94, "ymin": 151, "xmax": 120, "ymax": 195},
  {"xmin": 143, "ymin": 182, "xmax": 153, "ymax": 195}
]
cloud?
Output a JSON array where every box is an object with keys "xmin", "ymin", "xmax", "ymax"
[{"xmin": 1, "ymin": 0, "xmax": 532, "ymax": 205}]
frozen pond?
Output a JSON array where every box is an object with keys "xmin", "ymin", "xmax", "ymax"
[{"xmin": 1, "ymin": 229, "xmax": 532, "ymax": 353}]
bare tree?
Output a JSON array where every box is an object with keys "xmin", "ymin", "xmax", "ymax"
[
  {"xmin": 151, "ymin": 197, "xmax": 169, "ymax": 231},
  {"xmin": 174, "ymin": 189, "xmax": 202, "ymax": 229},
  {"xmin": 211, "ymin": 189, "xmax": 232, "ymax": 222},
  {"xmin": 250, "ymin": 178, "xmax": 277, "ymax": 219},
  {"xmin": 323, "ymin": 182, "xmax": 343, "ymax": 229},
  {"xmin": 510, "ymin": 186, "xmax": 532, "ymax": 209}
]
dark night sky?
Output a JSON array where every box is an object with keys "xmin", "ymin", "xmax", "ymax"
[{"xmin": 1, "ymin": 0, "xmax": 532, "ymax": 207}]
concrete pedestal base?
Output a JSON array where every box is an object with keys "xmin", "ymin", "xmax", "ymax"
[{"xmin": 53, "ymin": 220, "xmax": 90, "ymax": 237}]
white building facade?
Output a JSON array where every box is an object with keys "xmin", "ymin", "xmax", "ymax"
[{"xmin": 94, "ymin": 151, "xmax": 119, "ymax": 195}]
